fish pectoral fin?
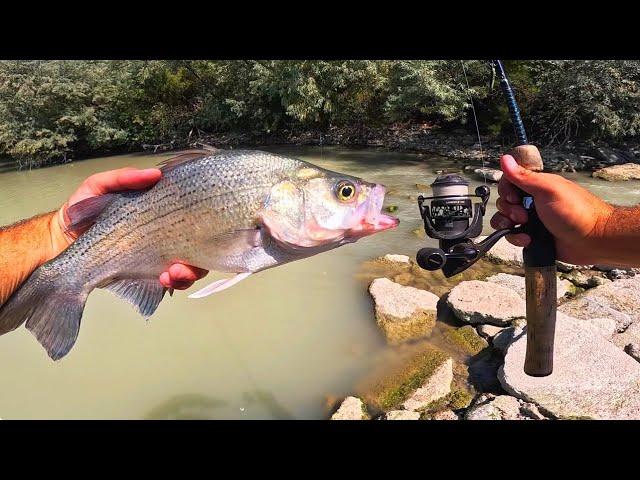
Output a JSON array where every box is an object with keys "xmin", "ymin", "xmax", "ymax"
[
  {"xmin": 188, "ymin": 272, "xmax": 252, "ymax": 299},
  {"xmin": 101, "ymin": 278, "xmax": 167, "ymax": 318}
]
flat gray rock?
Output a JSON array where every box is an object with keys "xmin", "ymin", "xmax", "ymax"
[
  {"xmin": 499, "ymin": 314, "xmax": 640, "ymax": 419},
  {"xmin": 593, "ymin": 162, "xmax": 640, "ymax": 181},
  {"xmin": 486, "ymin": 273, "xmax": 571, "ymax": 300},
  {"xmin": 613, "ymin": 321, "xmax": 640, "ymax": 350},
  {"xmin": 477, "ymin": 236, "xmax": 523, "ymax": 267},
  {"xmin": 385, "ymin": 410, "xmax": 421, "ymax": 420},
  {"xmin": 369, "ymin": 278, "xmax": 439, "ymax": 344},
  {"xmin": 474, "ymin": 167, "xmax": 503, "ymax": 182},
  {"xmin": 465, "ymin": 394, "xmax": 545, "ymax": 420},
  {"xmin": 477, "ymin": 324, "xmax": 505, "ymax": 339},
  {"xmin": 447, "ymin": 280, "xmax": 526, "ymax": 326},
  {"xmin": 558, "ymin": 277, "xmax": 640, "ymax": 331}
]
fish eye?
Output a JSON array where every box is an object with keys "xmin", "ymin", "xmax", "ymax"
[{"xmin": 336, "ymin": 181, "xmax": 356, "ymax": 202}]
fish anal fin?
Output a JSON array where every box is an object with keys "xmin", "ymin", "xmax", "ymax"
[
  {"xmin": 102, "ymin": 278, "xmax": 167, "ymax": 318},
  {"xmin": 188, "ymin": 272, "xmax": 251, "ymax": 299},
  {"xmin": 65, "ymin": 194, "xmax": 117, "ymax": 232}
]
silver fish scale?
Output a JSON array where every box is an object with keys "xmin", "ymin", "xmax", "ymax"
[{"xmin": 56, "ymin": 150, "xmax": 308, "ymax": 286}]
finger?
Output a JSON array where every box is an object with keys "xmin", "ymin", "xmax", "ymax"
[
  {"xmin": 490, "ymin": 212, "xmax": 515, "ymax": 230},
  {"xmin": 496, "ymin": 197, "xmax": 528, "ymax": 224},
  {"xmin": 159, "ymin": 271, "xmax": 172, "ymax": 288},
  {"xmin": 167, "ymin": 263, "xmax": 209, "ymax": 283},
  {"xmin": 500, "ymin": 155, "xmax": 556, "ymax": 198},
  {"xmin": 497, "ymin": 177, "xmax": 522, "ymax": 204},
  {"xmin": 69, "ymin": 168, "xmax": 162, "ymax": 205},
  {"xmin": 506, "ymin": 233, "xmax": 531, "ymax": 247}
]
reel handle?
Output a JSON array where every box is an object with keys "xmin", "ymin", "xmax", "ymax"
[{"xmin": 508, "ymin": 145, "xmax": 557, "ymax": 377}]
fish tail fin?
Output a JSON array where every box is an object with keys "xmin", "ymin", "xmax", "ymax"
[{"xmin": 0, "ymin": 263, "xmax": 89, "ymax": 361}]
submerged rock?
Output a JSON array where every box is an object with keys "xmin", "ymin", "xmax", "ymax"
[
  {"xmin": 593, "ymin": 162, "xmax": 640, "ymax": 181},
  {"xmin": 385, "ymin": 410, "xmax": 421, "ymax": 420},
  {"xmin": 499, "ymin": 314, "xmax": 640, "ymax": 420},
  {"xmin": 369, "ymin": 278, "xmax": 439, "ymax": 344},
  {"xmin": 444, "ymin": 325, "xmax": 488, "ymax": 355},
  {"xmin": 402, "ymin": 358, "xmax": 453, "ymax": 411},
  {"xmin": 357, "ymin": 343, "xmax": 454, "ymax": 413},
  {"xmin": 331, "ymin": 396, "xmax": 370, "ymax": 420},
  {"xmin": 558, "ymin": 277, "xmax": 640, "ymax": 331},
  {"xmin": 447, "ymin": 280, "xmax": 526, "ymax": 326},
  {"xmin": 477, "ymin": 236, "xmax": 523, "ymax": 267}
]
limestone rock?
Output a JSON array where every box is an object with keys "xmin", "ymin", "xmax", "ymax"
[
  {"xmin": 499, "ymin": 314, "xmax": 640, "ymax": 419},
  {"xmin": 558, "ymin": 277, "xmax": 640, "ymax": 331},
  {"xmin": 465, "ymin": 395, "xmax": 529, "ymax": 420},
  {"xmin": 612, "ymin": 321, "xmax": 640, "ymax": 350},
  {"xmin": 402, "ymin": 358, "xmax": 453, "ymax": 411},
  {"xmin": 486, "ymin": 272, "xmax": 571, "ymax": 300},
  {"xmin": 380, "ymin": 254, "xmax": 411, "ymax": 265},
  {"xmin": 556, "ymin": 261, "xmax": 592, "ymax": 272},
  {"xmin": 593, "ymin": 162, "xmax": 640, "ymax": 181},
  {"xmin": 446, "ymin": 280, "xmax": 525, "ymax": 326},
  {"xmin": 493, "ymin": 326, "xmax": 525, "ymax": 354},
  {"xmin": 431, "ymin": 410, "xmax": 459, "ymax": 420},
  {"xmin": 477, "ymin": 324, "xmax": 505, "ymax": 339},
  {"xmin": 369, "ymin": 278, "xmax": 439, "ymax": 344},
  {"xmin": 477, "ymin": 236, "xmax": 523, "ymax": 266},
  {"xmin": 385, "ymin": 410, "xmax": 421, "ymax": 420},
  {"xmin": 331, "ymin": 396, "xmax": 370, "ymax": 420}
]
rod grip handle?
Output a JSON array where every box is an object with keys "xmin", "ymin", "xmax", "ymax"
[{"xmin": 508, "ymin": 145, "xmax": 557, "ymax": 376}]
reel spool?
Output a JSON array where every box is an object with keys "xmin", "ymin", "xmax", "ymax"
[{"xmin": 416, "ymin": 174, "xmax": 514, "ymax": 277}]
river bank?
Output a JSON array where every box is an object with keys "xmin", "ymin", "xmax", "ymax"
[
  {"xmin": 332, "ymin": 247, "xmax": 640, "ymax": 420},
  {"xmin": 145, "ymin": 123, "xmax": 640, "ymax": 174}
]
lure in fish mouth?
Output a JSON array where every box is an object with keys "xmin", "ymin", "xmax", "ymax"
[{"xmin": 0, "ymin": 149, "xmax": 399, "ymax": 360}]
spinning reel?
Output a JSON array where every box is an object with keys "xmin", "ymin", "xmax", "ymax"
[{"xmin": 416, "ymin": 174, "xmax": 516, "ymax": 277}]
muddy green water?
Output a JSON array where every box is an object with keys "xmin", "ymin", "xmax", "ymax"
[{"xmin": 0, "ymin": 146, "xmax": 637, "ymax": 419}]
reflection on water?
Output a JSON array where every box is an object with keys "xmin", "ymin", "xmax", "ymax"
[
  {"xmin": 145, "ymin": 394, "xmax": 228, "ymax": 420},
  {"xmin": 0, "ymin": 146, "xmax": 637, "ymax": 419}
]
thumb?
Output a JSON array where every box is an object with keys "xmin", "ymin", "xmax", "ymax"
[{"xmin": 500, "ymin": 154, "xmax": 553, "ymax": 198}]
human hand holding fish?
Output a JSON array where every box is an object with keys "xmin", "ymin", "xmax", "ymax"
[{"xmin": 50, "ymin": 167, "xmax": 209, "ymax": 291}]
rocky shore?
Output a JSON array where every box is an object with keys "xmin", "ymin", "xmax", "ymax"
[
  {"xmin": 331, "ymin": 239, "xmax": 640, "ymax": 420},
  {"xmin": 176, "ymin": 123, "xmax": 640, "ymax": 175}
]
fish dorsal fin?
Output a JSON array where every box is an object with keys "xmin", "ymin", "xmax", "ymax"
[
  {"xmin": 158, "ymin": 148, "xmax": 220, "ymax": 173},
  {"xmin": 101, "ymin": 278, "xmax": 167, "ymax": 318}
]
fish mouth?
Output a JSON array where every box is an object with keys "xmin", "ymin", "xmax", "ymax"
[{"xmin": 348, "ymin": 184, "xmax": 400, "ymax": 237}]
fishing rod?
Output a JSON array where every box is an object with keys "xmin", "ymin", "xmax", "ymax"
[{"xmin": 415, "ymin": 60, "xmax": 557, "ymax": 377}]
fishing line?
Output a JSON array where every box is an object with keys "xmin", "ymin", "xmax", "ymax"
[{"xmin": 460, "ymin": 61, "xmax": 486, "ymax": 184}]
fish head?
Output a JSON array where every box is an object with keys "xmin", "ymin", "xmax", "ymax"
[{"xmin": 260, "ymin": 164, "xmax": 399, "ymax": 250}]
